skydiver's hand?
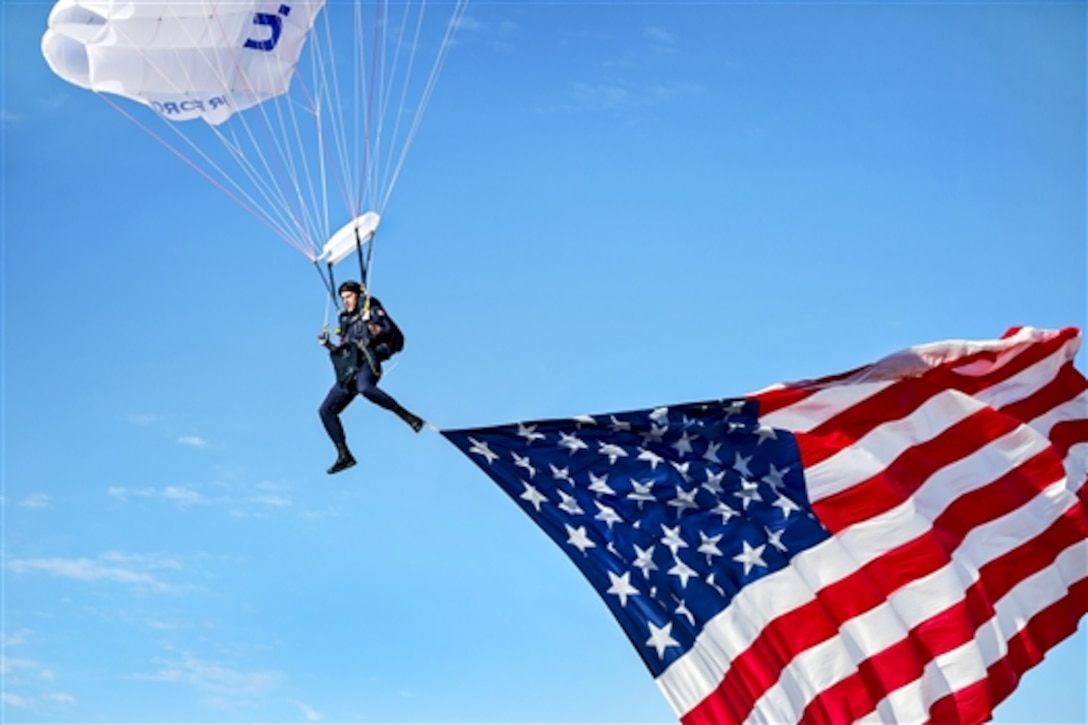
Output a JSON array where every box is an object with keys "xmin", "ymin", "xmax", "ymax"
[{"xmin": 317, "ymin": 328, "xmax": 330, "ymax": 346}]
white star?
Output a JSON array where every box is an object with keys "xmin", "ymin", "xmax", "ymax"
[
  {"xmin": 668, "ymin": 555, "xmax": 699, "ymax": 588},
  {"xmin": 593, "ymin": 500, "xmax": 623, "ymax": 529},
  {"xmin": 550, "ymin": 463, "xmax": 574, "ymax": 485},
  {"xmin": 667, "ymin": 487, "xmax": 699, "ymax": 517},
  {"xmin": 609, "ymin": 416, "xmax": 632, "ymax": 432},
  {"xmin": 763, "ymin": 463, "xmax": 789, "ymax": 490},
  {"xmin": 512, "ymin": 451, "xmax": 536, "ymax": 479},
  {"xmin": 598, "ymin": 442, "xmax": 628, "ymax": 465},
  {"xmin": 627, "ymin": 479, "xmax": 657, "ymax": 509},
  {"xmin": 649, "ymin": 407, "xmax": 670, "ymax": 423},
  {"xmin": 734, "ymin": 478, "xmax": 763, "ymax": 510},
  {"xmin": 698, "ymin": 531, "xmax": 724, "ymax": 564},
  {"xmin": 573, "ymin": 414, "xmax": 596, "ymax": 427},
  {"xmin": 675, "ymin": 599, "xmax": 696, "ymax": 626},
  {"xmin": 702, "ymin": 468, "xmax": 726, "ymax": 494},
  {"xmin": 706, "ymin": 572, "xmax": 727, "ymax": 596},
  {"xmin": 559, "ymin": 431, "xmax": 588, "ymax": 455},
  {"xmin": 588, "ymin": 472, "xmax": 615, "ymax": 496},
  {"xmin": 727, "ymin": 421, "xmax": 750, "ymax": 435},
  {"xmin": 712, "ymin": 501, "xmax": 740, "ymax": 524},
  {"xmin": 640, "ymin": 424, "xmax": 668, "ymax": 446},
  {"xmin": 733, "ymin": 451, "xmax": 753, "ymax": 478},
  {"xmin": 733, "ymin": 540, "xmax": 767, "ymax": 576},
  {"xmin": 646, "ymin": 621, "xmax": 680, "ymax": 659},
  {"xmin": 638, "ymin": 448, "xmax": 665, "ymax": 470},
  {"xmin": 633, "ymin": 544, "xmax": 659, "ymax": 578},
  {"xmin": 516, "ymin": 422, "xmax": 545, "ymax": 444},
  {"xmin": 765, "ymin": 525, "xmax": 788, "ymax": 553},
  {"xmin": 669, "ymin": 460, "xmax": 693, "ymax": 482},
  {"xmin": 557, "ymin": 489, "xmax": 584, "ymax": 516},
  {"xmin": 660, "ymin": 524, "xmax": 688, "ymax": 556},
  {"xmin": 565, "ymin": 524, "xmax": 596, "ymax": 554},
  {"xmin": 703, "ymin": 440, "xmax": 723, "ymax": 464},
  {"xmin": 756, "ymin": 426, "xmax": 778, "ymax": 445},
  {"xmin": 519, "ymin": 481, "xmax": 548, "ymax": 511},
  {"xmin": 724, "ymin": 399, "xmax": 746, "ymax": 416},
  {"xmin": 467, "ymin": 437, "xmax": 499, "ymax": 464},
  {"xmin": 606, "ymin": 570, "xmax": 640, "ymax": 607},
  {"xmin": 672, "ymin": 431, "xmax": 696, "ymax": 457},
  {"xmin": 772, "ymin": 492, "xmax": 801, "ymax": 518}
]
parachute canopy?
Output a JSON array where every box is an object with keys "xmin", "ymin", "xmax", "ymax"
[
  {"xmin": 42, "ymin": 0, "xmax": 325, "ymax": 125},
  {"xmin": 41, "ymin": 0, "xmax": 469, "ymax": 282}
]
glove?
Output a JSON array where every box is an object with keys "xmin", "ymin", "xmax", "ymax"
[{"xmin": 317, "ymin": 327, "xmax": 330, "ymax": 345}]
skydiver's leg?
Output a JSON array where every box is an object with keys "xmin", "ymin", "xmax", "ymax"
[
  {"xmin": 319, "ymin": 384, "xmax": 355, "ymax": 445},
  {"xmin": 320, "ymin": 384, "xmax": 358, "ymax": 474},
  {"xmin": 356, "ymin": 365, "xmax": 424, "ymax": 432}
]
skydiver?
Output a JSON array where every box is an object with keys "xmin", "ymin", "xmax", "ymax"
[{"xmin": 318, "ymin": 280, "xmax": 424, "ymax": 474}]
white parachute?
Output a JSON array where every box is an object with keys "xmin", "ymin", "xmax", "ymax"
[{"xmin": 42, "ymin": 0, "xmax": 468, "ymax": 287}]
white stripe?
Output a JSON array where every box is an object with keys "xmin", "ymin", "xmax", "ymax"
[
  {"xmin": 912, "ymin": 424, "xmax": 1052, "ymax": 521},
  {"xmin": 1029, "ymin": 390, "xmax": 1088, "ymax": 439},
  {"xmin": 759, "ymin": 382, "xmax": 893, "ymax": 432},
  {"xmin": 874, "ymin": 540, "xmax": 1088, "ymax": 723},
  {"xmin": 972, "ymin": 337, "xmax": 1084, "ymax": 411},
  {"xmin": 1067, "ymin": 442, "xmax": 1088, "ymax": 494},
  {"xmin": 987, "ymin": 539, "xmax": 1088, "ymax": 658},
  {"xmin": 742, "ymin": 636, "xmax": 855, "ymax": 725},
  {"xmin": 959, "ymin": 476, "xmax": 1079, "ymax": 571},
  {"xmin": 803, "ymin": 390, "xmax": 988, "ymax": 503}
]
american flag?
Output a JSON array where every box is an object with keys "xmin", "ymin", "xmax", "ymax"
[{"xmin": 443, "ymin": 326, "xmax": 1088, "ymax": 724}]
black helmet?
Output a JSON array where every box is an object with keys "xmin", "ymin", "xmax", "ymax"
[{"xmin": 338, "ymin": 280, "xmax": 364, "ymax": 295}]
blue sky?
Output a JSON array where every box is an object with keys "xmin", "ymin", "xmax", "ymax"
[{"xmin": 2, "ymin": 1, "xmax": 1086, "ymax": 723}]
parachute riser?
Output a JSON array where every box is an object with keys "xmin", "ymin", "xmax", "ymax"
[
  {"xmin": 314, "ymin": 224, "xmax": 375, "ymax": 322},
  {"xmin": 354, "ymin": 224, "xmax": 376, "ymax": 315}
]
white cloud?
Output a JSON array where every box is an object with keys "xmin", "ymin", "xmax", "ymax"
[
  {"xmin": 132, "ymin": 652, "xmax": 282, "ymax": 700},
  {"xmin": 7, "ymin": 555, "xmax": 176, "ymax": 593},
  {"xmin": 45, "ymin": 692, "xmax": 77, "ymax": 705},
  {"xmin": 108, "ymin": 484, "xmax": 207, "ymax": 507},
  {"xmin": 2, "ymin": 692, "xmax": 33, "ymax": 709},
  {"xmin": 644, "ymin": 26, "xmax": 675, "ymax": 46},
  {"xmin": 177, "ymin": 435, "xmax": 209, "ymax": 448},
  {"xmin": 2, "ymin": 629, "xmax": 33, "ymax": 647},
  {"xmin": 291, "ymin": 699, "xmax": 325, "ymax": 722},
  {"xmin": 1, "ymin": 656, "xmax": 51, "ymax": 679},
  {"xmin": 553, "ymin": 79, "xmax": 703, "ymax": 114},
  {"xmin": 162, "ymin": 485, "xmax": 208, "ymax": 505},
  {"xmin": 18, "ymin": 493, "xmax": 52, "ymax": 509}
]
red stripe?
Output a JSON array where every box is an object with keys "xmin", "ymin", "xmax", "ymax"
[
  {"xmin": 929, "ymin": 451, "xmax": 1067, "ymax": 550},
  {"xmin": 753, "ymin": 328, "xmax": 1079, "ymax": 424},
  {"xmin": 972, "ymin": 505, "xmax": 1088, "ymax": 603},
  {"xmin": 999, "ymin": 363, "xmax": 1087, "ymax": 426},
  {"xmin": 919, "ymin": 334, "xmax": 1077, "ymax": 401},
  {"xmin": 1051, "ymin": 419, "xmax": 1088, "ymax": 464},
  {"xmin": 805, "ymin": 408, "xmax": 1028, "ymax": 531},
  {"xmin": 802, "ymin": 596, "xmax": 982, "ymax": 724},
  {"xmin": 928, "ymin": 577, "xmax": 1088, "ymax": 723}
]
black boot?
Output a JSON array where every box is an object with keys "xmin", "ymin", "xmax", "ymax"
[
  {"xmin": 327, "ymin": 442, "xmax": 357, "ymax": 474},
  {"xmin": 394, "ymin": 406, "xmax": 424, "ymax": 433}
]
